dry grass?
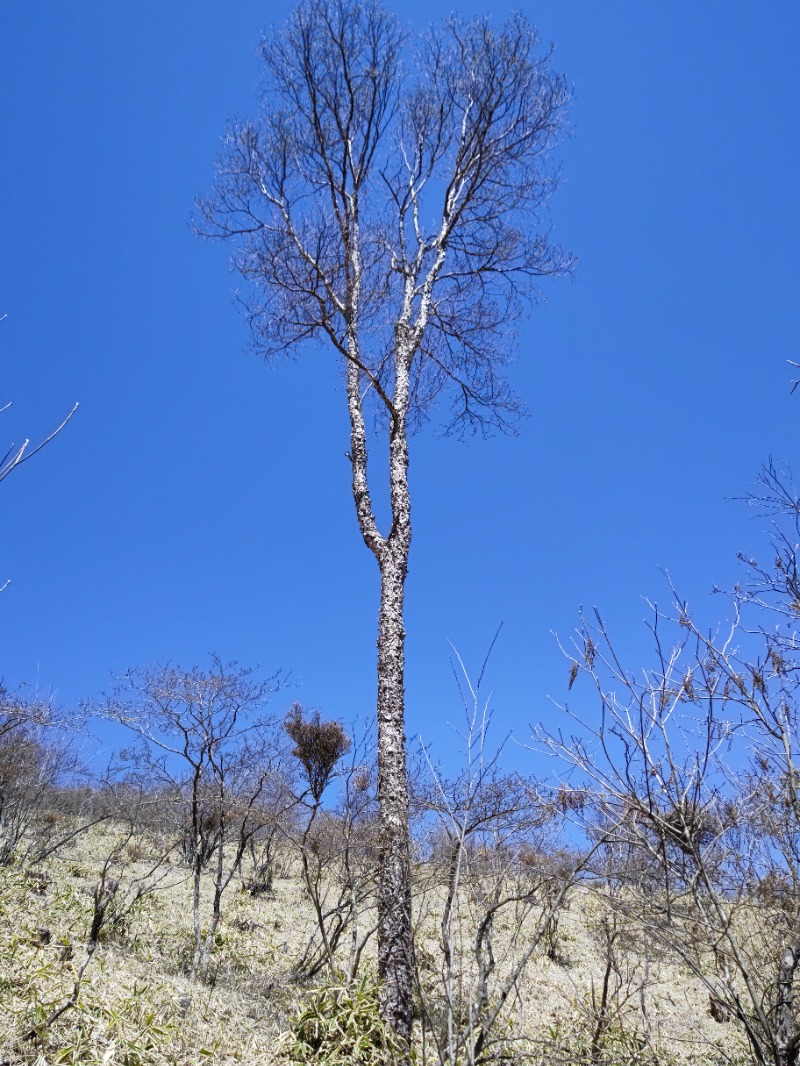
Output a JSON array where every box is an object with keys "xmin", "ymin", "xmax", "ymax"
[{"xmin": 0, "ymin": 825, "xmax": 749, "ymax": 1065}]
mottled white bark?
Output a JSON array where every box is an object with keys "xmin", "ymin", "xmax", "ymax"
[
  {"xmin": 346, "ymin": 328, "xmax": 415, "ymax": 1040},
  {"xmin": 374, "ymin": 541, "xmax": 413, "ymax": 1040}
]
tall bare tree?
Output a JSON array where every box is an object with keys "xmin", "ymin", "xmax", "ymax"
[{"xmin": 198, "ymin": 0, "xmax": 572, "ymax": 1039}]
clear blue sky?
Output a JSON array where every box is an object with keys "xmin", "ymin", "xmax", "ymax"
[{"xmin": 1, "ymin": 2, "xmax": 798, "ymax": 770}]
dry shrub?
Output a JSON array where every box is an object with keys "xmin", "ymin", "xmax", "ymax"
[{"xmin": 284, "ymin": 705, "xmax": 351, "ymax": 802}]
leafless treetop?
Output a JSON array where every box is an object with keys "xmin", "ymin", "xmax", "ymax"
[{"xmin": 197, "ymin": 0, "xmax": 573, "ymax": 435}]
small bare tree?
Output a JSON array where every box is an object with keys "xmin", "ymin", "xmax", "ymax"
[
  {"xmin": 0, "ymin": 690, "xmax": 112, "ymax": 866},
  {"xmin": 198, "ymin": 0, "xmax": 572, "ymax": 1039},
  {"xmin": 579, "ymin": 846, "xmax": 660, "ymax": 1065},
  {"xmin": 242, "ymin": 773, "xmax": 299, "ymax": 896},
  {"xmin": 413, "ymin": 647, "xmax": 593, "ymax": 1066},
  {"xmin": 101, "ymin": 657, "xmax": 284, "ymax": 982},
  {"xmin": 542, "ymin": 461, "xmax": 800, "ymax": 1066}
]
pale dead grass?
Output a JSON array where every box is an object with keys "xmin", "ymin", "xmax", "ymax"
[
  {"xmin": 0, "ymin": 826, "xmax": 748, "ymax": 1065},
  {"xmin": 411, "ymin": 870, "xmax": 744, "ymax": 1066}
]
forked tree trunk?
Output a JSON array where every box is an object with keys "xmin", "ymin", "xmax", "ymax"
[{"xmin": 346, "ymin": 347, "xmax": 415, "ymax": 1045}]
